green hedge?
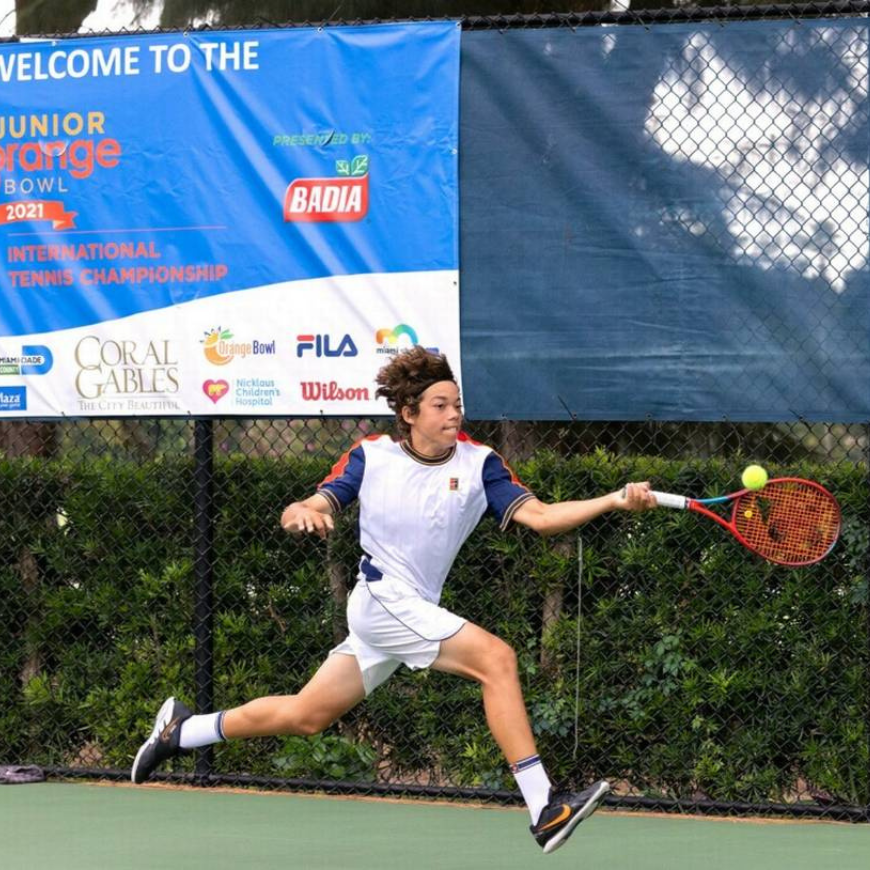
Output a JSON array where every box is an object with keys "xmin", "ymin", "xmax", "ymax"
[{"xmin": 0, "ymin": 451, "xmax": 867, "ymax": 805}]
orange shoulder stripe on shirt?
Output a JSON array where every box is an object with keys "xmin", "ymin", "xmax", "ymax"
[
  {"xmin": 319, "ymin": 434, "xmax": 385, "ymax": 485},
  {"xmin": 457, "ymin": 431, "xmax": 527, "ymax": 488}
]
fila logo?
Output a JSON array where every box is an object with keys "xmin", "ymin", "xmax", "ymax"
[
  {"xmin": 449, "ymin": 478, "xmax": 459, "ymax": 491},
  {"xmin": 296, "ymin": 334, "xmax": 358, "ymax": 358},
  {"xmin": 284, "ymin": 176, "xmax": 369, "ymax": 223}
]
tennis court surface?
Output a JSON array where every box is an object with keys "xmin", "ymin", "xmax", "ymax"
[{"xmin": 2, "ymin": 783, "xmax": 868, "ymax": 869}]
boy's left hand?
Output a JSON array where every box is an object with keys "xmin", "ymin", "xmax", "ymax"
[{"xmin": 616, "ymin": 482, "xmax": 657, "ymax": 511}]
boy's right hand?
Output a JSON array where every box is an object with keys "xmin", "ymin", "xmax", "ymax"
[{"xmin": 281, "ymin": 504, "xmax": 335, "ymax": 539}]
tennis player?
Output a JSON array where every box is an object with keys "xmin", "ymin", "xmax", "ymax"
[{"xmin": 132, "ymin": 346, "xmax": 656, "ymax": 854}]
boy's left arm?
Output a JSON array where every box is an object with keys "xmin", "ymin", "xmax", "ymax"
[{"xmin": 512, "ymin": 482, "xmax": 656, "ymax": 537}]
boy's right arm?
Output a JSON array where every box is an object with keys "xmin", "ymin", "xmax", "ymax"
[{"xmin": 281, "ymin": 493, "xmax": 335, "ymax": 538}]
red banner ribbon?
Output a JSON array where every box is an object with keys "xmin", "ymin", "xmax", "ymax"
[{"xmin": 0, "ymin": 200, "xmax": 78, "ymax": 230}]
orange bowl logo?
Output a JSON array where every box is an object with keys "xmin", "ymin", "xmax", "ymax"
[{"xmin": 201, "ymin": 327, "xmax": 233, "ymax": 366}]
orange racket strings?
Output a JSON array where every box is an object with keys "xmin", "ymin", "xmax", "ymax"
[{"xmin": 732, "ymin": 480, "xmax": 840, "ymax": 565}]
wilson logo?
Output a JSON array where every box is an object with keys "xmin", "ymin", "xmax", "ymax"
[
  {"xmin": 300, "ymin": 381, "xmax": 371, "ymax": 402},
  {"xmin": 284, "ymin": 175, "xmax": 368, "ymax": 223}
]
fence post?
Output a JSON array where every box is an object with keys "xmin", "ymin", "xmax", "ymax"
[
  {"xmin": 193, "ymin": 418, "xmax": 215, "ymax": 782},
  {"xmin": 867, "ymin": 421, "xmax": 870, "ymax": 821}
]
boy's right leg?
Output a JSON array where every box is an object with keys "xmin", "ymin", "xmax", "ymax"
[
  {"xmin": 222, "ymin": 652, "xmax": 365, "ymax": 738},
  {"xmin": 130, "ymin": 653, "xmax": 365, "ymax": 783}
]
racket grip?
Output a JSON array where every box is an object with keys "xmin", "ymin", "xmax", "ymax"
[{"xmin": 651, "ymin": 491, "xmax": 688, "ymax": 510}]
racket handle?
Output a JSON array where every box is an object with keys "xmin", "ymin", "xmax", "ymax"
[{"xmin": 651, "ymin": 491, "xmax": 688, "ymax": 510}]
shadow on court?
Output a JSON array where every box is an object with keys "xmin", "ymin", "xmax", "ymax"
[{"xmin": 2, "ymin": 783, "xmax": 868, "ymax": 869}]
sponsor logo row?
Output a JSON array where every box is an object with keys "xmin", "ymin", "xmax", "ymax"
[
  {"xmin": 200, "ymin": 323, "xmax": 437, "ymax": 365},
  {"xmin": 203, "ymin": 378, "xmax": 370, "ymax": 405},
  {"xmin": 0, "ymin": 324, "xmax": 437, "ymax": 411},
  {"xmin": 1, "ymin": 374, "xmax": 377, "ymax": 413}
]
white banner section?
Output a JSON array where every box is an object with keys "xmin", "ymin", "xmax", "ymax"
[{"xmin": 2, "ymin": 270, "xmax": 460, "ymax": 417}]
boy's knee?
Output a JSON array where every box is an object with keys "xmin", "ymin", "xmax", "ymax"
[
  {"xmin": 291, "ymin": 712, "xmax": 333, "ymax": 737},
  {"xmin": 486, "ymin": 638, "xmax": 519, "ymax": 681},
  {"xmin": 293, "ymin": 719, "xmax": 323, "ymax": 737}
]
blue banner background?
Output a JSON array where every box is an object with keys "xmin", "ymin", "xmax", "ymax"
[
  {"xmin": 459, "ymin": 22, "xmax": 869, "ymax": 422},
  {"xmin": 0, "ymin": 23, "xmax": 459, "ymax": 337},
  {"xmin": 1, "ymin": 20, "xmax": 865, "ymax": 423}
]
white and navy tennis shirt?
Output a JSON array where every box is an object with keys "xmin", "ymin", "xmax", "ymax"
[{"xmin": 317, "ymin": 433, "xmax": 535, "ymax": 604}]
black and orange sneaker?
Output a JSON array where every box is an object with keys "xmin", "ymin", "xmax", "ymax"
[
  {"xmin": 131, "ymin": 697, "xmax": 192, "ymax": 784},
  {"xmin": 531, "ymin": 780, "xmax": 611, "ymax": 854}
]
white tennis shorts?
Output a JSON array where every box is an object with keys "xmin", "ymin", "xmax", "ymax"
[{"xmin": 331, "ymin": 577, "xmax": 466, "ymax": 695}]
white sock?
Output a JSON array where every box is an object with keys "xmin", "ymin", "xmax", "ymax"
[
  {"xmin": 178, "ymin": 712, "xmax": 226, "ymax": 750},
  {"xmin": 511, "ymin": 755, "xmax": 552, "ymax": 825}
]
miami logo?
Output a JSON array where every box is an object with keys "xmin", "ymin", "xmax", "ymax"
[{"xmin": 375, "ymin": 324, "xmax": 418, "ymax": 355}]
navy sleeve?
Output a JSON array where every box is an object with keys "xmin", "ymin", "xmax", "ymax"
[
  {"xmin": 482, "ymin": 451, "xmax": 535, "ymax": 530},
  {"xmin": 317, "ymin": 443, "xmax": 365, "ymax": 511}
]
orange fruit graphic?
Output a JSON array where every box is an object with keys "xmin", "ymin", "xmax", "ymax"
[{"xmin": 202, "ymin": 328, "xmax": 233, "ymax": 366}]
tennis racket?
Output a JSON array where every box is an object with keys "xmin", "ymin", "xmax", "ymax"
[{"xmin": 651, "ymin": 478, "xmax": 840, "ymax": 566}]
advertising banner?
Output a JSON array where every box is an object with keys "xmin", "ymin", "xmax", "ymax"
[
  {"xmin": 461, "ymin": 22, "xmax": 869, "ymax": 422},
  {"xmin": 0, "ymin": 23, "xmax": 460, "ymax": 417}
]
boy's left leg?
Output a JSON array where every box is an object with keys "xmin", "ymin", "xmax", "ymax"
[
  {"xmin": 432, "ymin": 622, "xmax": 610, "ymax": 854},
  {"xmin": 432, "ymin": 622, "xmax": 536, "ymax": 758},
  {"xmin": 131, "ymin": 653, "xmax": 366, "ymax": 783}
]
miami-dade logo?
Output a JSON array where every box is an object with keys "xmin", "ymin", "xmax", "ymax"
[
  {"xmin": 0, "ymin": 345, "xmax": 53, "ymax": 375},
  {"xmin": 284, "ymin": 156, "xmax": 369, "ymax": 223}
]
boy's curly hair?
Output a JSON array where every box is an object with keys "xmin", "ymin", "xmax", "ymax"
[{"xmin": 375, "ymin": 346, "xmax": 456, "ymax": 438}]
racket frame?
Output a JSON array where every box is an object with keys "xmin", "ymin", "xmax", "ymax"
[{"xmin": 651, "ymin": 477, "xmax": 840, "ymax": 567}]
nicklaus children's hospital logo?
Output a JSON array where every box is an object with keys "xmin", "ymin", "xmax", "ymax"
[
  {"xmin": 284, "ymin": 156, "xmax": 368, "ymax": 223},
  {"xmin": 203, "ymin": 379, "xmax": 229, "ymax": 403}
]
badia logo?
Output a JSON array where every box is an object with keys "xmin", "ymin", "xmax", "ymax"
[
  {"xmin": 296, "ymin": 333, "xmax": 358, "ymax": 358},
  {"xmin": 0, "ymin": 344, "xmax": 53, "ymax": 375},
  {"xmin": 201, "ymin": 326, "xmax": 275, "ymax": 366},
  {"xmin": 284, "ymin": 155, "xmax": 369, "ymax": 223}
]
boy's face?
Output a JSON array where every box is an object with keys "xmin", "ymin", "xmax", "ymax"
[{"xmin": 402, "ymin": 380, "xmax": 462, "ymax": 455}]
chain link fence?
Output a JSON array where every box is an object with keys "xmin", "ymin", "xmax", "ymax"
[
  {"xmin": 0, "ymin": 416, "xmax": 867, "ymax": 819},
  {"xmin": 0, "ymin": 4, "xmax": 869, "ymax": 822}
]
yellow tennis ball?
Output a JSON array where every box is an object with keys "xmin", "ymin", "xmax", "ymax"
[{"xmin": 741, "ymin": 464, "xmax": 768, "ymax": 491}]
